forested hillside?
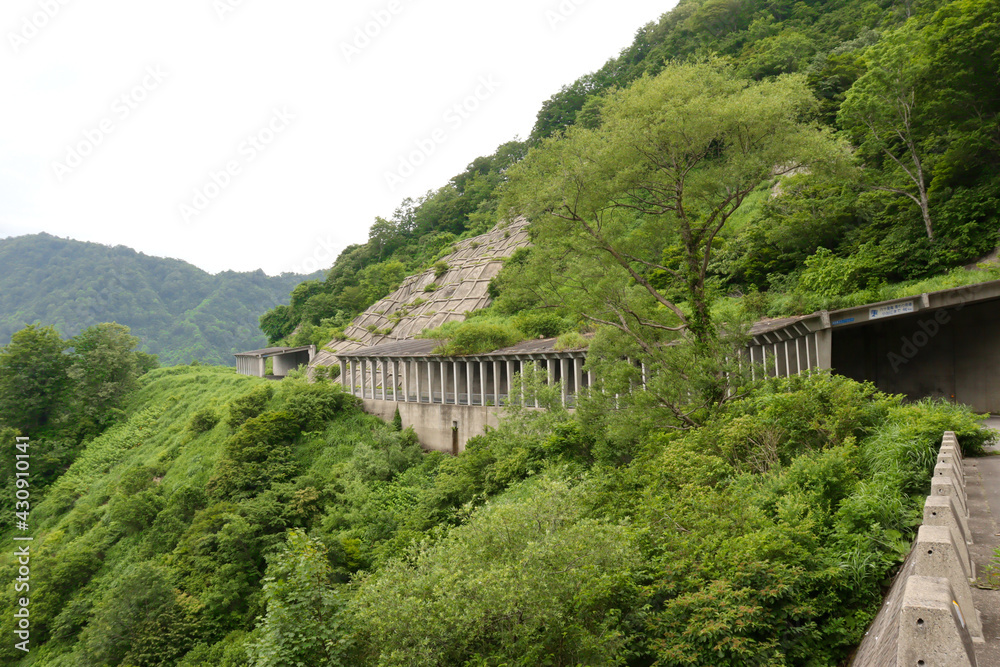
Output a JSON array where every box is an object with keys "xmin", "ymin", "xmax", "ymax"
[
  {"xmin": 0, "ymin": 234, "xmax": 320, "ymax": 366},
  {"xmin": 0, "ymin": 364, "xmax": 990, "ymax": 666},
  {"xmin": 2, "ymin": 0, "xmax": 1000, "ymax": 664},
  {"xmin": 266, "ymin": 0, "xmax": 1000, "ymax": 352}
]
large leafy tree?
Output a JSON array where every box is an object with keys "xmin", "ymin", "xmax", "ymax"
[
  {"xmin": 503, "ymin": 61, "xmax": 845, "ymax": 427},
  {"xmin": 507, "ymin": 61, "xmax": 844, "ymax": 347},
  {"xmin": 839, "ymin": 26, "xmax": 937, "ymax": 239},
  {"xmin": 0, "ymin": 324, "xmax": 71, "ymax": 432},
  {"xmin": 68, "ymin": 322, "xmax": 152, "ymax": 429}
]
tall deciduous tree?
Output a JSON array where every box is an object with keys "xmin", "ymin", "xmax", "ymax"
[
  {"xmin": 503, "ymin": 62, "xmax": 845, "ymax": 428},
  {"xmin": 839, "ymin": 27, "xmax": 936, "ymax": 239},
  {"xmin": 507, "ymin": 61, "xmax": 843, "ymax": 349},
  {"xmin": 68, "ymin": 322, "xmax": 150, "ymax": 428},
  {"xmin": 0, "ymin": 324, "xmax": 71, "ymax": 432},
  {"xmin": 250, "ymin": 529, "xmax": 352, "ymax": 667}
]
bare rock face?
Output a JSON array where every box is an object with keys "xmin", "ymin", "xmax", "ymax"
[{"xmin": 310, "ymin": 218, "xmax": 530, "ymax": 373}]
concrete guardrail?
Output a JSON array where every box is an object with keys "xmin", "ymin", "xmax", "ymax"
[{"xmin": 853, "ymin": 431, "xmax": 982, "ymax": 667}]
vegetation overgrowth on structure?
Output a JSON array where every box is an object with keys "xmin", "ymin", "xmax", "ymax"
[
  {"xmin": 0, "ymin": 0, "xmax": 999, "ymax": 663},
  {"xmin": 264, "ymin": 0, "xmax": 1000, "ymax": 358}
]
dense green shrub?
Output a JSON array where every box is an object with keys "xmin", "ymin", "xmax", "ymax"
[
  {"xmin": 209, "ymin": 411, "xmax": 300, "ymax": 499},
  {"xmin": 226, "ymin": 384, "xmax": 274, "ymax": 428},
  {"xmin": 278, "ymin": 381, "xmax": 353, "ymax": 431},
  {"xmin": 513, "ymin": 311, "xmax": 571, "ymax": 339},
  {"xmin": 188, "ymin": 407, "xmax": 220, "ymax": 433}
]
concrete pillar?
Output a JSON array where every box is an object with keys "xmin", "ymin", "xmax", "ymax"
[
  {"xmin": 370, "ymin": 360, "xmax": 377, "ymax": 400},
  {"xmin": 815, "ymin": 330, "xmax": 832, "ymax": 370},
  {"xmin": 440, "ymin": 361, "xmax": 447, "ymax": 405},
  {"xmin": 380, "ymin": 360, "xmax": 387, "ymax": 401},
  {"xmin": 936, "ymin": 460, "xmax": 965, "ymax": 491},
  {"xmin": 416, "ymin": 360, "xmax": 422, "ymax": 403},
  {"xmin": 507, "ymin": 360, "xmax": 516, "ymax": 405},
  {"xmin": 453, "ymin": 360, "xmax": 461, "ymax": 405},
  {"xmin": 897, "ymin": 576, "xmax": 978, "ymax": 666},
  {"xmin": 536, "ymin": 360, "xmax": 544, "ymax": 408},
  {"xmin": 749, "ymin": 346, "xmax": 757, "ymax": 381},
  {"xmin": 932, "ymin": 476, "xmax": 969, "ymax": 518},
  {"xmin": 575, "ymin": 357, "xmax": 584, "ymax": 396},
  {"xmin": 391, "ymin": 360, "xmax": 399, "ymax": 401},
  {"xmin": 466, "ymin": 361, "xmax": 473, "ymax": 406},
  {"xmin": 493, "ymin": 360, "xmax": 501, "ymax": 406},
  {"xmin": 561, "ymin": 358, "xmax": 570, "ymax": 406},
  {"xmin": 943, "ymin": 432, "xmax": 962, "ymax": 457},
  {"xmin": 939, "ymin": 449, "xmax": 964, "ymax": 485},
  {"xmin": 795, "ymin": 338, "xmax": 802, "ymax": 375},
  {"xmin": 547, "ymin": 358, "xmax": 555, "ymax": 387},
  {"xmin": 403, "ymin": 359, "xmax": 412, "ymax": 403},
  {"xmin": 912, "ymin": 525, "xmax": 984, "ymax": 642},
  {"xmin": 641, "ymin": 362, "xmax": 648, "ymax": 389},
  {"xmin": 480, "ymin": 361, "xmax": 487, "ymax": 406},
  {"xmin": 257, "ymin": 357, "xmax": 266, "ymax": 378},
  {"xmin": 804, "ymin": 334, "xmax": 812, "ymax": 371},
  {"xmin": 783, "ymin": 341, "xmax": 790, "ymax": 378},
  {"xmin": 773, "ymin": 344, "xmax": 780, "ymax": 377}
]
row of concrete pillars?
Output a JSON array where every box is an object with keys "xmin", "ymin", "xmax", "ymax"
[{"xmin": 340, "ymin": 356, "xmax": 591, "ymax": 408}]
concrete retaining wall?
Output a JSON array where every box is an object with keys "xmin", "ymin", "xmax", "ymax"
[
  {"xmin": 362, "ymin": 399, "xmax": 502, "ymax": 455},
  {"xmin": 852, "ymin": 431, "xmax": 980, "ymax": 666}
]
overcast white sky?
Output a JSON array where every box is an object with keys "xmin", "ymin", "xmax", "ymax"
[{"xmin": 0, "ymin": 0, "xmax": 673, "ymax": 276}]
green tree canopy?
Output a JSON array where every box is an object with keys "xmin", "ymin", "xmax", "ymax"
[
  {"xmin": 68, "ymin": 322, "xmax": 153, "ymax": 429},
  {"xmin": 0, "ymin": 324, "xmax": 71, "ymax": 432},
  {"xmin": 506, "ymin": 61, "xmax": 846, "ymax": 347}
]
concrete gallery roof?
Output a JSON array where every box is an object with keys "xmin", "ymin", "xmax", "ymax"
[
  {"xmin": 335, "ymin": 336, "xmax": 590, "ymax": 361},
  {"xmin": 749, "ymin": 279, "xmax": 1000, "ymax": 344},
  {"xmin": 332, "ymin": 280, "xmax": 1000, "ymax": 360},
  {"xmin": 235, "ymin": 345, "xmax": 315, "ymax": 358}
]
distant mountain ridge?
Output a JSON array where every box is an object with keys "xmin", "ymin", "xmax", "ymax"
[{"xmin": 0, "ymin": 233, "xmax": 321, "ymax": 365}]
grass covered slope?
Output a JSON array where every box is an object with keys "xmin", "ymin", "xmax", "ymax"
[{"xmin": 0, "ymin": 367, "xmax": 992, "ymax": 666}]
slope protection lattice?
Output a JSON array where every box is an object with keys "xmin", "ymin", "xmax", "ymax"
[{"xmin": 310, "ymin": 218, "xmax": 530, "ymax": 372}]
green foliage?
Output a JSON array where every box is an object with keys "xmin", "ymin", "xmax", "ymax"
[
  {"xmin": 352, "ymin": 479, "xmax": 639, "ymax": 667},
  {"xmin": 0, "ymin": 323, "xmax": 70, "ymax": 432},
  {"xmin": 209, "ymin": 411, "xmax": 301, "ymax": 499},
  {"xmin": 554, "ymin": 331, "xmax": 590, "ymax": 351},
  {"xmin": 80, "ymin": 561, "xmax": 178, "ymax": 665},
  {"xmin": 512, "ymin": 310, "xmax": 571, "ymax": 339},
  {"xmin": 226, "ymin": 384, "xmax": 274, "ymax": 428},
  {"xmin": 427, "ymin": 318, "xmax": 524, "ymax": 355},
  {"xmin": 432, "ymin": 260, "xmax": 450, "ymax": 278},
  {"xmin": 188, "ymin": 406, "xmax": 220, "ymax": 433},
  {"xmin": 249, "ymin": 530, "xmax": 353, "ymax": 666},
  {"xmin": 276, "ymin": 380, "xmax": 353, "ymax": 430},
  {"xmin": 0, "ymin": 233, "xmax": 318, "ymax": 366},
  {"xmin": 504, "ymin": 60, "xmax": 849, "ymax": 402}
]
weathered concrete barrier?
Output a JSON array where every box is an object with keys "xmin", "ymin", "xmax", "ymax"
[
  {"xmin": 912, "ymin": 525, "xmax": 983, "ymax": 641},
  {"xmin": 852, "ymin": 432, "xmax": 979, "ymax": 666},
  {"xmin": 923, "ymin": 495, "xmax": 975, "ymax": 581},
  {"xmin": 897, "ymin": 576, "xmax": 978, "ymax": 666},
  {"xmin": 932, "ymin": 475, "xmax": 969, "ymax": 519},
  {"xmin": 936, "ymin": 459, "xmax": 965, "ymax": 491}
]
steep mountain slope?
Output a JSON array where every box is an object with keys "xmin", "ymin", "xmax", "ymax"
[
  {"xmin": 0, "ymin": 233, "xmax": 320, "ymax": 366},
  {"xmin": 310, "ymin": 218, "xmax": 530, "ymax": 370}
]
